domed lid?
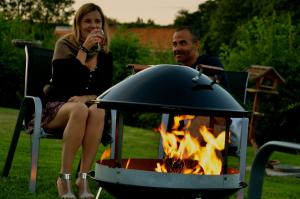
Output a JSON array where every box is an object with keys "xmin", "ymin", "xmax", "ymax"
[{"xmin": 97, "ymin": 64, "xmax": 247, "ymax": 117}]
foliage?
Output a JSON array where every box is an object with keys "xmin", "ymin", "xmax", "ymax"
[
  {"xmin": 109, "ymin": 27, "xmax": 175, "ymax": 85},
  {"xmin": 173, "ymin": 0, "xmax": 300, "ymax": 54},
  {"xmin": 220, "ymin": 13, "xmax": 300, "ymax": 144},
  {"xmin": 109, "ymin": 29, "xmax": 174, "ymax": 129},
  {"xmin": 109, "ymin": 30, "xmax": 151, "ymax": 84},
  {"xmin": 0, "ymin": 0, "xmax": 75, "ymax": 24},
  {"xmin": 0, "ymin": 14, "xmax": 58, "ymax": 107},
  {"xmin": 220, "ymin": 14, "xmax": 300, "ymax": 71}
]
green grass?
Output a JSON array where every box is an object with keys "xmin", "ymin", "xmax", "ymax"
[{"xmin": 0, "ymin": 107, "xmax": 299, "ymax": 198}]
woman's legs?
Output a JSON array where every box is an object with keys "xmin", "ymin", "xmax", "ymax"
[
  {"xmin": 46, "ymin": 102, "xmax": 89, "ymax": 173},
  {"xmin": 45, "ymin": 102, "xmax": 89, "ymax": 198},
  {"xmin": 76, "ymin": 105, "xmax": 105, "ymax": 198},
  {"xmin": 80, "ymin": 105, "xmax": 105, "ymax": 172}
]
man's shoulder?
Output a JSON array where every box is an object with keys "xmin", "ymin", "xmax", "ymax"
[{"xmin": 197, "ymin": 54, "xmax": 223, "ymax": 68}]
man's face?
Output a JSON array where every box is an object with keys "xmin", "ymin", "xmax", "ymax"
[{"xmin": 172, "ymin": 30, "xmax": 199, "ymax": 66}]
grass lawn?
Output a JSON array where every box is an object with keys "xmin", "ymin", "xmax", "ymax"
[{"xmin": 0, "ymin": 107, "xmax": 299, "ymax": 198}]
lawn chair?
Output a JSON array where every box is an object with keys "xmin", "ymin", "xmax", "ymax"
[
  {"xmin": 2, "ymin": 45, "xmax": 112, "ymax": 193},
  {"xmin": 248, "ymin": 140, "xmax": 300, "ymax": 199},
  {"xmin": 1, "ymin": 45, "xmax": 62, "ymax": 193},
  {"xmin": 225, "ymin": 71, "xmax": 249, "ymax": 105}
]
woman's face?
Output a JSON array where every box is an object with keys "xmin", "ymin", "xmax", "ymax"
[{"xmin": 79, "ymin": 10, "xmax": 102, "ymax": 40}]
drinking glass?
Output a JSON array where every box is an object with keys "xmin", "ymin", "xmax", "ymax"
[{"xmin": 95, "ymin": 29, "xmax": 104, "ymax": 52}]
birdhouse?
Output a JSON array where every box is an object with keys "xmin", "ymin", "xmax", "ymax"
[
  {"xmin": 245, "ymin": 65, "xmax": 285, "ymax": 149},
  {"xmin": 246, "ymin": 65, "xmax": 285, "ymax": 94}
]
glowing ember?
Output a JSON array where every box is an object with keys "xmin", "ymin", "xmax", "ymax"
[{"xmin": 155, "ymin": 115, "xmax": 225, "ymax": 175}]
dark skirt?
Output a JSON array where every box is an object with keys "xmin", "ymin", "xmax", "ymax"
[{"xmin": 27, "ymin": 101, "xmax": 65, "ymax": 132}]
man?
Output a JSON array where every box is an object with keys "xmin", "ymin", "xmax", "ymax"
[{"xmin": 172, "ymin": 26, "xmax": 224, "ymax": 71}]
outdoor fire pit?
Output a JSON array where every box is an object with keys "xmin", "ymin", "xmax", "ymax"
[{"xmin": 94, "ymin": 64, "xmax": 249, "ymax": 199}]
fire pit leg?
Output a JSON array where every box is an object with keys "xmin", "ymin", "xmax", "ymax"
[
  {"xmin": 236, "ymin": 118, "xmax": 249, "ymax": 199},
  {"xmin": 158, "ymin": 113, "xmax": 170, "ymax": 159},
  {"xmin": 110, "ymin": 110, "xmax": 123, "ymax": 164},
  {"xmin": 95, "ymin": 187, "xmax": 103, "ymax": 199}
]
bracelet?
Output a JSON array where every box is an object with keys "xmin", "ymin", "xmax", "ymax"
[{"xmin": 79, "ymin": 45, "xmax": 89, "ymax": 53}]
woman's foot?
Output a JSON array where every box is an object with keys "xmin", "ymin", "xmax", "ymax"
[
  {"xmin": 76, "ymin": 172, "xmax": 94, "ymax": 199},
  {"xmin": 57, "ymin": 173, "xmax": 77, "ymax": 199}
]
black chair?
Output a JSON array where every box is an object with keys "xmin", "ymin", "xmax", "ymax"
[
  {"xmin": 2, "ymin": 45, "xmax": 112, "ymax": 193},
  {"xmin": 225, "ymin": 71, "xmax": 249, "ymax": 105},
  {"xmin": 1, "ymin": 45, "xmax": 63, "ymax": 193}
]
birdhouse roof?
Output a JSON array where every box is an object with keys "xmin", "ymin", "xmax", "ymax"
[{"xmin": 245, "ymin": 65, "xmax": 285, "ymax": 83}]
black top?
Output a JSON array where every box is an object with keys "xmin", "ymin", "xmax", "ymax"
[
  {"xmin": 191, "ymin": 54, "xmax": 224, "ymax": 69},
  {"xmin": 47, "ymin": 52, "xmax": 113, "ymax": 102}
]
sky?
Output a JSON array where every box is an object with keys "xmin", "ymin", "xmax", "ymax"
[{"xmin": 74, "ymin": 0, "xmax": 207, "ymax": 25}]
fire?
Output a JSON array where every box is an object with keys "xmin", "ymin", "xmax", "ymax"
[
  {"xmin": 99, "ymin": 148, "xmax": 131, "ymax": 169},
  {"xmin": 125, "ymin": 158, "xmax": 131, "ymax": 169},
  {"xmin": 100, "ymin": 148, "xmax": 111, "ymax": 163},
  {"xmin": 155, "ymin": 115, "xmax": 225, "ymax": 175}
]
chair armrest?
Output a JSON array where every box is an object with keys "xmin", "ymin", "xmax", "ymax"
[
  {"xmin": 248, "ymin": 141, "xmax": 300, "ymax": 199},
  {"xmin": 23, "ymin": 96, "xmax": 43, "ymax": 136},
  {"xmin": 127, "ymin": 64, "xmax": 150, "ymax": 73}
]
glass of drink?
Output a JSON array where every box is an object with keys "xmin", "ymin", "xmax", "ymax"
[{"xmin": 95, "ymin": 29, "xmax": 104, "ymax": 52}]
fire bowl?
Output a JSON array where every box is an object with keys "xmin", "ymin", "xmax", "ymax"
[{"xmin": 93, "ymin": 159, "xmax": 245, "ymax": 199}]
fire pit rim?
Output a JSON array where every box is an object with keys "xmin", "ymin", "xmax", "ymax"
[{"xmin": 95, "ymin": 161, "xmax": 243, "ymax": 190}]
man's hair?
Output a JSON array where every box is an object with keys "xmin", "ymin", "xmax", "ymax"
[{"xmin": 175, "ymin": 26, "xmax": 199, "ymax": 43}]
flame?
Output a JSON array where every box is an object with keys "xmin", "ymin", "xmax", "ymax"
[
  {"xmin": 100, "ymin": 148, "xmax": 111, "ymax": 163},
  {"xmin": 125, "ymin": 159, "xmax": 131, "ymax": 169},
  {"xmin": 155, "ymin": 115, "xmax": 226, "ymax": 175}
]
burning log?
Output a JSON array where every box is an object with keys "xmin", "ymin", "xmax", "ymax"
[
  {"xmin": 155, "ymin": 115, "xmax": 226, "ymax": 175},
  {"xmin": 163, "ymin": 157, "xmax": 203, "ymax": 174}
]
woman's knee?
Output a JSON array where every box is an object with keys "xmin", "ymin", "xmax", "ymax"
[
  {"xmin": 88, "ymin": 106, "xmax": 105, "ymax": 121},
  {"xmin": 69, "ymin": 102, "xmax": 89, "ymax": 120}
]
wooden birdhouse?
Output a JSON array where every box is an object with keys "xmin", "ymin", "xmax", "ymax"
[
  {"xmin": 246, "ymin": 65, "xmax": 285, "ymax": 94},
  {"xmin": 245, "ymin": 65, "xmax": 285, "ymax": 149}
]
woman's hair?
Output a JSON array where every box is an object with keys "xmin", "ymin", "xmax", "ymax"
[{"xmin": 73, "ymin": 3, "xmax": 110, "ymax": 53}]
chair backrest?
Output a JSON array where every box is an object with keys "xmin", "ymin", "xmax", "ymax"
[
  {"xmin": 25, "ymin": 45, "xmax": 53, "ymax": 97},
  {"xmin": 224, "ymin": 71, "xmax": 249, "ymax": 105}
]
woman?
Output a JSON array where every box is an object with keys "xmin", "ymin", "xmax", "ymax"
[{"xmin": 44, "ymin": 3, "xmax": 112, "ymax": 198}]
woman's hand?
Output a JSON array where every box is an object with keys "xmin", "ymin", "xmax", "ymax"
[
  {"xmin": 82, "ymin": 29, "xmax": 104, "ymax": 51},
  {"xmin": 68, "ymin": 96, "xmax": 89, "ymax": 103},
  {"xmin": 68, "ymin": 95, "xmax": 96, "ymax": 103}
]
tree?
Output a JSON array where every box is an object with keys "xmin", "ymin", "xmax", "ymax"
[
  {"xmin": 220, "ymin": 14, "xmax": 300, "ymax": 144},
  {"xmin": 0, "ymin": 0, "xmax": 75, "ymax": 24}
]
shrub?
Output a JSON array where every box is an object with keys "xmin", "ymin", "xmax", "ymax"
[{"xmin": 220, "ymin": 13, "xmax": 300, "ymax": 144}]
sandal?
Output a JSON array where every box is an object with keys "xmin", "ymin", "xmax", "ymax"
[
  {"xmin": 76, "ymin": 172, "xmax": 94, "ymax": 199},
  {"xmin": 57, "ymin": 173, "xmax": 77, "ymax": 199}
]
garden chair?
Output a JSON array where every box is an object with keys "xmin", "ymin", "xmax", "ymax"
[
  {"xmin": 2, "ymin": 45, "xmax": 112, "ymax": 193},
  {"xmin": 248, "ymin": 140, "xmax": 300, "ymax": 199},
  {"xmin": 1, "ymin": 45, "xmax": 62, "ymax": 193}
]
